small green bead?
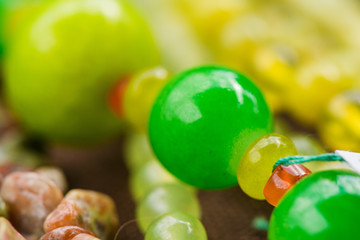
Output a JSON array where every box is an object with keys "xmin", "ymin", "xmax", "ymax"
[
  {"xmin": 124, "ymin": 134, "xmax": 154, "ymax": 173},
  {"xmin": 145, "ymin": 211, "xmax": 207, "ymax": 240},
  {"xmin": 136, "ymin": 183, "xmax": 201, "ymax": 233},
  {"xmin": 149, "ymin": 66, "xmax": 273, "ymax": 189},
  {"xmin": 290, "ymin": 134, "xmax": 325, "ymax": 156},
  {"xmin": 237, "ymin": 133, "xmax": 297, "ymax": 200},
  {"xmin": 130, "ymin": 160, "xmax": 179, "ymax": 202},
  {"xmin": 269, "ymin": 170, "xmax": 360, "ymax": 240}
]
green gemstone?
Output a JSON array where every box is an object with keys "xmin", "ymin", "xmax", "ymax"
[
  {"xmin": 149, "ymin": 66, "xmax": 273, "ymax": 189},
  {"xmin": 136, "ymin": 183, "xmax": 201, "ymax": 233},
  {"xmin": 269, "ymin": 170, "xmax": 360, "ymax": 240},
  {"xmin": 145, "ymin": 211, "xmax": 207, "ymax": 240}
]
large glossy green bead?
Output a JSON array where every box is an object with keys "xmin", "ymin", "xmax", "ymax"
[
  {"xmin": 269, "ymin": 170, "xmax": 360, "ymax": 240},
  {"xmin": 237, "ymin": 133, "xmax": 298, "ymax": 200},
  {"xmin": 145, "ymin": 211, "xmax": 207, "ymax": 240},
  {"xmin": 149, "ymin": 66, "xmax": 273, "ymax": 189}
]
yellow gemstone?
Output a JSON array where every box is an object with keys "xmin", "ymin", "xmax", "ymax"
[
  {"xmin": 124, "ymin": 67, "xmax": 169, "ymax": 133},
  {"xmin": 237, "ymin": 133, "xmax": 297, "ymax": 200}
]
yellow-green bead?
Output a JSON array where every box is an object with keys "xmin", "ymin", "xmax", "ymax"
[
  {"xmin": 124, "ymin": 67, "xmax": 169, "ymax": 133},
  {"xmin": 237, "ymin": 133, "xmax": 297, "ymax": 200},
  {"xmin": 124, "ymin": 134, "xmax": 154, "ymax": 173},
  {"xmin": 145, "ymin": 211, "xmax": 207, "ymax": 240},
  {"xmin": 136, "ymin": 183, "xmax": 201, "ymax": 233},
  {"xmin": 130, "ymin": 160, "xmax": 179, "ymax": 203}
]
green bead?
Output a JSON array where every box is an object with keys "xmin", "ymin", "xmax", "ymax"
[
  {"xmin": 145, "ymin": 211, "xmax": 207, "ymax": 240},
  {"xmin": 149, "ymin": 66, "xmax": 272, "ymax": 189},
  {"xmin": 269, "ymin": 170, "xmax": 360, "ymax": 240},
  {"xmin": 136, "ymin": 183, "xmax": 201, "ymax": 233},
  {"xmin": 237, "ymin": 133, "xmax": 297, "ymax": 200}
]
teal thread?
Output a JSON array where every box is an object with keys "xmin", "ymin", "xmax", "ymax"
[{"xmin": 273, "ymin": 153, "xmax": 344, "ymax": 171}]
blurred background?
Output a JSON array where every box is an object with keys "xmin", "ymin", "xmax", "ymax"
[{"xmin": 0, "ymin": 0, "xmax": 359, "ymax": 239}]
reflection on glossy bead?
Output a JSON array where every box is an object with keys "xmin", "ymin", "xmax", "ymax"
[
  {"xmin": 145, "ymin": 211, "xmax": 207, "ymax": 240},
  {"xmin": 124, "ymin": 67, "xmax": 169, "ymax": 133},
  {"xmin": 263, "ymin": 164, "xmax": 311, "ymax": 206},
  {"xmin": 124, "ymin": 134, "xmax": 154, "ymax": 173},
  {"xmin": 318, "ymin": 89, "xmax": 360, "ymax": 152},
  {"xmin": 130, "ymin": 160, "xmax": 179, "ymax": 202},
  {"xmin": 237, "ymin": 133, "xmax": 297, "ymax": 200},
  {"xmin": 136, "ymin": 183, "xmax": 200, "ymax": 233},
  {"xmin": 269, "ymin": 170, "xmax": 360, "ymax": 240},
  {"xmin": 149, "ymin": 66, "xmax": 272, "ymax": 189}
]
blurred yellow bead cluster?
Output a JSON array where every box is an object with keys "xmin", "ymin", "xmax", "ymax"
[{"xmin": 126, "ymin": 0, "xmax": 360, "ymax": 152}]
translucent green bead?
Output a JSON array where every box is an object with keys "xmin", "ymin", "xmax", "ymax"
[
  {"xmin": 136, "ymin": 183, "xmax": 201, "ymax": 233},
  {"xmin": 130, "ymin": 160, "xmax": 179, "ymax": 202},
  {"xmin": 237, "ymin": 133, "xmax": 297, "ymax": 200},
  {"xmin": 149, "ymin": 66, "xmax": 273, "ymax": 189},
  {"xmin": 145, "ymin": 211, "xmax": 207, "ymax": 240},
  {"xmin": 269, "ymin": 170, "xmax": 360, "ymax": 240},
  {"xmin": 124, "ymin": 134, "xmax": 154, "ymax": 173},
  {"xmin": 290, "ymin": 134, "xmax": 325, "ymax": 156}
]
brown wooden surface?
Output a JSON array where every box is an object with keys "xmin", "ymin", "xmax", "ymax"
[{"xmin": 49, "ymin": 137, "xmax": 273, "ymax": 240}]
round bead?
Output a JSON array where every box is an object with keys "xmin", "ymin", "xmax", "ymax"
[
  {"xmin": 149, "ymin": 66, "xmax": 272, "ymax": 189},
  {"xmin": 124, "ymin": 134, "xmax": 154, "ymax": 173},
  {"xmin": 5, "ymin": 0, "xmax": 158, "ymax": 143},
  {"xmin": 136, "ymin": 183, "xmax": 201, "ymax": 233},
  {"xmin": 263, "ymin": 164, "xmax": 311, "ymax": 206},
  {"xmin": 269, "ymin": 170, "xmax": 360, "ymax": 240},
  {"xmin": 145, "ymin": 211, "xmax": 207, "ymax": 240},
  {"xmin": 130, "ymin": 160, "xmax": 179, "ymax": 202},
  {"xmin": 237, "ymin": 133, "xmax": 297, "ymax": 200},
  {"xmin": 124, "ymin": 67, "xmax": 169, "ymax": 133}
]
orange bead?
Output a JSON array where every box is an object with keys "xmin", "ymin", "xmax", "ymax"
[
  {"xmin": 263, "ymin": 164, "xmax": 311, "ymax": 206},
  {"xmin": 108, "ymin": 76, "xmax": 129, "ymax": 118}
]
